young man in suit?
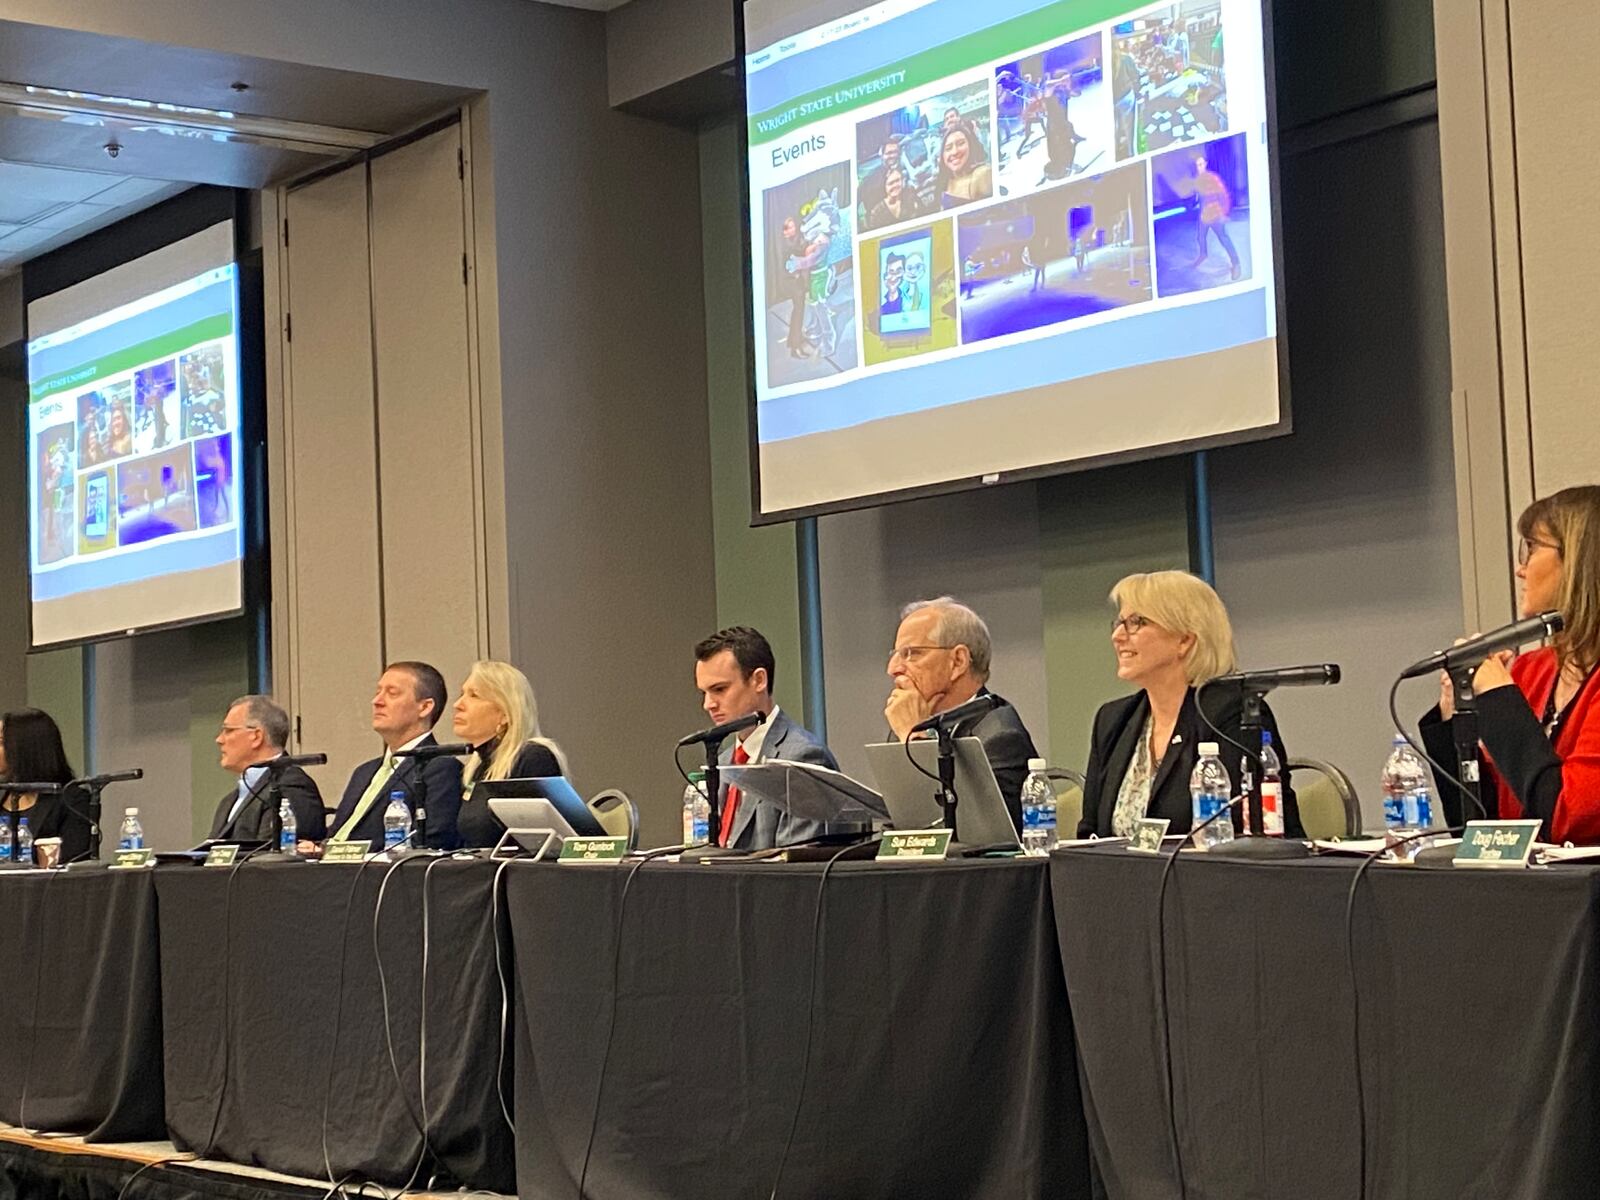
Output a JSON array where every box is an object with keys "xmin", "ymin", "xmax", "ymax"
[
  {"xmin": 210, "ymin": 694, "xmax": 325, "ymax": 843},
  {"xmin": 886, "ymin": 597, "xmax": 1039, "ymax": 832},
  {"xmin": 693, "ymin": 626, "xmax": 841, "ymax": 850},
  {"xmin": 326, "ymin": 661, "xmax": 463, "ymax": 851}
]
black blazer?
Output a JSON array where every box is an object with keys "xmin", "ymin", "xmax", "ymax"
[
  {"xmin": 329, "ymin": 734, "xmax": 464, "ymax": 850},
  {"xmin": 1, "ymin": 782, "xmax": 93, "ymax": 864},
  {"xmin": 209, "ymin": 761, "xmax": 326, "ymax": 842},
  {"xmin": 950, "ymin": 689, "xmax": 1039, "ymax": 833},
  {"xmin": 454, "ymin": 741, "xmax": 565, "ymax": 849},
  {"xmin": 1077, "ymin": 685, "xmax": 1302, "ymax": 839}
]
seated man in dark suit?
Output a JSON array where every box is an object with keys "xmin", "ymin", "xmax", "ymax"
[
  {"xmin": 209, "ymin": 694, "xmax": 325, "ymax": 843},
  {"xmin": 886, "ymin": 596, "xmax": 1039, "ymax": 832},
  {"xmin": 694, "ymin": 626, "xmax": 844, "ymax": 850},
  {"xmin": 327, "ymin": 661, "xmax": 463, "ymax": 851}
]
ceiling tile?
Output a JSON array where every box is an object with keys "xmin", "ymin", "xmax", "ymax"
[{"xmin": 0, "ymin": 160, "xmax": 120, "ymax": 203}]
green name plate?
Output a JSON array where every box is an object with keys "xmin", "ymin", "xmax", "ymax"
[
  {"xmin": 876, "ymin": 829, "xmax": 952, "ymax": 861},
  {"xmin": 1129, "ymin": 818, "xmax": 1171, "ymax": 854},
  {"xmin": 1454, "ymin": 820, "xmax": 1542, "ymax": 868},
  {"xmin": 558, "ymin": 836, "xmax": 629, "ymax": 864},
  {"xmin": 320, "ymin": 841, "xmax": 369, "ymax": 864},
  {"xmin": 110, "ymin": 848, "xmax": 154, "ymax": 870},
  {"xmin": 203, "ymin": 844, "xmax": 240, "ymax": 867}
]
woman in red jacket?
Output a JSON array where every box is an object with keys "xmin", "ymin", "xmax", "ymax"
[{"xmin": 1425, "ymin": 486, "xmax": 1600, "ymax": 841}]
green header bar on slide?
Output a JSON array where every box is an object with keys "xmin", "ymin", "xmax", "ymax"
[
  {"xmin": 748, "ymin": 0, "xmax": 1135, "ymax": 145},
  {"xmin": 29, "ymin": 313, "xmax": 233, "ymax": 403}
]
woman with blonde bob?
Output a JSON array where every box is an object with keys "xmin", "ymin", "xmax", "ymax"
[
  {"xmin": 451, "ymin": 660, "xmax": 571, "ymax": 848},
  {"xmin": 1424, "ymin": 485, "xmax": 1600, "ymax": 841},
  {"xmin": 1076, "ymin": 570, "xmax": 1301, "ymax": 838}
]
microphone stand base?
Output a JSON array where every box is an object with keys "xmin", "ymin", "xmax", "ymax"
[{"xmin": 1206, "ymin": 834, "xmax": 1312, "ymax": 861}]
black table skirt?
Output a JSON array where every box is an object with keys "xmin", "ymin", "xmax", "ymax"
[
  {"xmin": 1050, "ymin": 846, "xmax": 1600, "ymax": 1200},
  {"xmin": 155, "ymin": 857, "xmax": 514, "ymax": 1192},
  {"xmin": 507, "ymin": 857, "xmax": 1091, "ymax": 1200},
  {"xmin": 0, "ymin": 867, "xmax": 164, "ymax": 1141}
]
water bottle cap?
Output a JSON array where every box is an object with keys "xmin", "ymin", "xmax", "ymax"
[
  {"xmin": 1392, "ymin": 734, "xmax": 1408, "ymax": 744},
  {"xmin": 125, "ymin": 807, "xmax": 138, "ymax": 816},
  {"xmin": 1198, "ymin": 742, "xmax": 1219, "ymax": 755},
  {"xmin": 688, "ymin": 770, "xmax": 706, "ymax": 782},
  {"xmin": 1027, "ymin": 758, "xmax": 1047, "ymax": 771}
]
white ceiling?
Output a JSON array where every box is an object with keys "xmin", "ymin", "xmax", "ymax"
[{"xmin": 0, "ymin": 159, "xmax": 187, "ymax": 272}]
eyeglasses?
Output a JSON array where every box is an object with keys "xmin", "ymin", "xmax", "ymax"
[
  {"xmin": 888, "ymin": 644, "xmax": 951, "ymax": 664},
  {"xmin": 1517, "ymin": 536, "xmax": 1560, "ymax": 567},
  {"xmin": 217, "ymin": 723, "xmax": 259, "ymax": 736},
  {"xmin": 1111, "ymin": 614, "xmax": 1153, "ymax": 636}
]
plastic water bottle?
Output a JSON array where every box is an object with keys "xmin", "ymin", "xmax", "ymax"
[
  {"xmin": 0, "ymin": 823, "xmax": 9, "ymax": 863},
  {"xmin": 383, "ymin": 791, "xmax": 412, "ymax": 851},
  {"xmin": 1382, "ymin": 736, "xmax": 1436, "ymax": 860},
  {"xmin": 1189, "ymin": 743, "xmax": 1235, "ymax": 850},
  {"xmin": 1258, "ymin": 731, "xmax": 1285, "ymax": 837},
  {"xmin": 119, "ymin": 807, "xmax": 144, "ymax": 850},
  {"xmin": 279, "ymin": 797, "xmax": 297, "ymax": 856},
  {"xmin": 1020, "ymin": 759, "xmax": 1054, "ymax": 855},
  {"xmin": 682, "ymin": 771, "xmax": 710, "ymax": 845},
  {"xmin": 15, "ymin": 817, "xmax": 32, "ymax": 866}
]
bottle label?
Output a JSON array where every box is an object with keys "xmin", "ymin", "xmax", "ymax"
[
  {"xmin": 692, "ymin": 817, "xmax": 709, "ymax": 843},
  {"xmin": 1406, "ymin": 790, "xmax": 1433, "ymax": 829},
  {"xmin": 1262, "ymin": 782, "xmax": 1283, "ymax": 836},
  {"xmin": 1383, "ymin": 793, "xmax": 1405, "ymax": 827}
]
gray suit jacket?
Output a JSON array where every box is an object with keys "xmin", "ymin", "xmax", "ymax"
[{"xmin": 719, "ymin": 709, "xmax": 845, "ymax": 850}]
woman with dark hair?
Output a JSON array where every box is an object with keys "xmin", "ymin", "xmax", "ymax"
[
  {"xmin": 1424, "ymin": 486, "xmax": 1600, "ymax": 841},
  {"xmin": 0, "ymin": 708, "xmax": 91, "ymax": 864},
  {"xmin": 935, "ymin": 122, "xmax": 992, "ymax": 203}
]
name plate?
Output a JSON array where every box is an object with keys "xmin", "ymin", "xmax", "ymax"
[
  {"xmin": 110, "ymin": 848, "xmax": 154, "ymax": 870},
  {"xmin": 320, "ymin": 840, "xmax": 369, "ymax": 864},
  {"xmin": 1129, "ymin": 818, "xmax": 1171, "ymax": 854},
  {"xmin": 1454, "ymin": 820, "xmax": 1541, "ymax": 869},
  {"xmin": 203, "ymin": 844, "xmax": 240, "ymax": 867},
  {"xmin": 558, "ymin": 836, "xmax": 629, "ymax": 864},
  {"xmin": 876, "ymin": 829, "xmax": 952, "ymax": 861}
]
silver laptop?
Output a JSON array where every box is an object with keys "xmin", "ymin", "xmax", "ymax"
[{"xmin": 863, "ymin": 737, "xmax": 1022, "ymax": 849}]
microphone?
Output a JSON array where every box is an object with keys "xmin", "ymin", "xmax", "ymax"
[
  {"xmin": 0, "ymin": 781, "xmax": 63, "ymax": 795},
  {"xmin": 394, "ymin": 742, "xmax": 471, "ymax": 761},
  {"xmin": 1399, "ymin": 612, "xmax": 1564, "ymax": 680},
  {"xmin": 1212, "ymin": 664, "xmax": 1341, "ymax": 690},
  {"xmin": 910, "ymin": 692, "xmax": 1002, "ymax": 734},
  {"xmin": 676, "ymin": 712, "xmax": 763, "ymax": 747},
  {"xmin": 72, "ymin": 769, "xmax": 144, "ymax": 787},
  {"xmin": 266, "ymin": 752, "xmax": 328, "ymax": 770}
]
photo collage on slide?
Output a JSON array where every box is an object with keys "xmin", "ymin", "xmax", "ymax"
[
  {"xmin": 758, "ymin": 0, "xmax": 1251, "ymax": 393},
  {"xmin": 34, "ymin": 339, "xmax": 234, "ymax": 569}
]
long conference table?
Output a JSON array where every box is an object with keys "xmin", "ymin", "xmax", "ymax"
[{"xmin": 1, "ymin": 845, "xmax": 1598, "ymax": 1198}]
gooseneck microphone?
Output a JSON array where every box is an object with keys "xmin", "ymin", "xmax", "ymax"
[
  {"xmin": 1213, "ymin": 664, "xmax": 1341, "ymax": 689},
  {"xmin": 395, "ymin": 742, "xmax": 471, "ymax": 761},
  {"xmin": 1399, "ymin": 611, "xmax": 1564, "ymax": 680},
  {"xmin": 676, "ymin": 712, "xmax": 763, "ymax": 747},
  {"xmin": 909, "ymin": 692, "xmax": 1001, "ymax": 734},
  {"xmin": 71, "ymin": 769, "xmax": 144, "ymax": 788},
  {"xmin": 267, "ymin": 752, "xmax": 328, "ymax": 770}
]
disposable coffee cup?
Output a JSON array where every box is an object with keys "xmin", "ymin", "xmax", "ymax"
[{"xmin": 34, "ymin": 837, "xmax": 62, "ymax": 869}]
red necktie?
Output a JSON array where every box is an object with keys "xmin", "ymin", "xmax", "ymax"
[{"xmin": 718, "ymin": 741, "xmax": 750, "ymax": 846}]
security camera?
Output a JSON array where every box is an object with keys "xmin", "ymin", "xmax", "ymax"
[{"xmin": 104, "ymin": 142, "xmax": 121, "ymax": 159}]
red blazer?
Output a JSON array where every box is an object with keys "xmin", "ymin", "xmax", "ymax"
[{"xmin": 1481, "ymin": 648, "xmax": 1600, "ymax": 843}]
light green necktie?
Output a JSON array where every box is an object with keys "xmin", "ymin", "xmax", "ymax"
[{"xmin": 332, "ymin": 753, "xmax": 397, "ymax": 842}]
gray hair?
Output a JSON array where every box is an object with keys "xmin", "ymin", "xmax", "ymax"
[
  {"xmin": 228, "ymin": 694, "xmax": 291, "ymax": 750},
  {"xmin": 900, "ymin": 596, "xmax": 992, "ymax": 681}
]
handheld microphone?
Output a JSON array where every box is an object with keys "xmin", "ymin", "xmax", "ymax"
[
  {"xmin": 1212, "ymin": 664, "xmax": 1341, "ymax": 690},
  {"xmin": 676, "ymin": 712, "xmax": 763, "ymax": 747},
  {"xmin": 909, "ymin": 692, "xmax": 1002, "ymax": 734},
  {"xmin": 267, "ymin": 752, "xmax": 328, "ymax": 769},
  {"xmin": 72, "ymin": 769, "xmax": 144, "ymax": 787},
  {"xmin": 1399, "ymin": 612, "xmax": 1563, "ymax": 680},
  {"xmin": 395, "ymin": 743, "xmax": 471, "ymax": 761}
]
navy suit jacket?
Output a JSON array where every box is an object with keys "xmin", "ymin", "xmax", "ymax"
[
  {"xmin": 329, "ymin": 733, "xmax": 463, "ymax": 850},
  {"xmin": 950, "ymin": 689, "xmax": 1039, "ymax": 834},
  {"xmin": 209, "ymin": 761, "xmax": 325, "ymax": 842},
  {"xmin": 720, "ymin": 709, "xmax": 847, "ymax": 850}
]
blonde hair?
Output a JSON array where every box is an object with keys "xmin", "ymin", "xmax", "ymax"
[
  {"xmin": 1519, "ymin": 486, "xmax": 1600, "ymax": 671},
  {"xmin": 1109, "ymin": 570, "xmax": 1237, "ymax": 685},
  {"xmin": 459, "ymin": 660, "xmax": 570, "ymax": 787}
]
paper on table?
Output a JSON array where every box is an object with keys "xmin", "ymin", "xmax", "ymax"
[
  {"xmin": 1534, "ymin": 843, "xmax": 1600, "ymax": 863},
  {"xmin": 1312, "ymin": 838, "xmax": 1392, "ymax": 855},
  {"xmin": 719, "ymin": 760, "xmax": 891, "ymax": 822}
]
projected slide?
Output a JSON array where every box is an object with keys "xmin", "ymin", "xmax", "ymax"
[
  {"xmin": 745, "ymin": 0, "xmax": 1284, "ymax": 518},
  {"xmin": 27, "ymin": 223, "xmax": 243, "ymax": 646}
]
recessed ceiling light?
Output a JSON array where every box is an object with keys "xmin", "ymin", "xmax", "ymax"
[{"xmin": 230, "ymin": 81, "xmax": 250, "ymax": 93}]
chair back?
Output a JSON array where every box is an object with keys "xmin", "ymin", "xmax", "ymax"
[
  {"xmin": 1046, "ymin": 767, "xmax": 1086, "ymax": 840},
  {"xmin": 588, "ymin": 789, "xmax": 639, "ymax": 849},
  {"xmin": 1287, "ymin": 758, "xmax": 1362, "ymax": 839}
]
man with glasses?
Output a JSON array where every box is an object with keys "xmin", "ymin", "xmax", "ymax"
[
  {"xmin": 208, "ymin": 694, "xmax": 325, "ymax": 843},
  {"xmin": 886, "ymin": 597, "xmax": 1039, "ymax": 830}
]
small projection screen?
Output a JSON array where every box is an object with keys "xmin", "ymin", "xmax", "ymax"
[
  {"xmin": 744, "ymin": 0, "xmax": 1287, "ymax": 520},
  {"xmin": 26, "ymin": 221, "xmax": 244, "ymax": 647}
]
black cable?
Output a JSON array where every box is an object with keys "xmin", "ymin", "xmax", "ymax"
[
  {"xmin": 902, "ymin": 729, "xmax": 942, "ymax": 786},
  {"xmin": 198, "ymin": 849, "xmax": 259, "ymax": 1159},
  {"xmin": 672, "ymin": 744, "xmax": 694, "ymax": 790},
  {"xmin": 768, "ymin": 839, "xmax": 876, "ymax": 1200},
  {"xmin": 1193, "ymin": 679, "xmax": 1264, "ymax": 814},
  {"xmin": 1343, "ymin": 824, "xmax": 1465, "ymax": 1200},
  {"xmin": 372, "ymin": 855, "xmax": 433, "ymax": 1152},
  {"xmin": 1386, "ymin": 676, "xmax": 1485, "ymax": 822},
  {"xmin": 576, "ymin": 845, "xmax": 688, "ymax": 1199},
  {"xmin": 113, "ymin": 1154, "xmax": 198, "ymax": 1200},
  {"xmin": 16, "ymin": 865, "xmax": 62, "ymax": 1134},
  {"xmin": 489, "ymin": 857, "xmax": 518, "ymax": 1135},
  {"xmin": 320, "ymin": 855, "xmax": 387, "ymax": 1191}
]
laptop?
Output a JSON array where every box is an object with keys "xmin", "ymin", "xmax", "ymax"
[{"xmin": 863, "ymin": 736, "xmax": 1022, "ymax": 849}]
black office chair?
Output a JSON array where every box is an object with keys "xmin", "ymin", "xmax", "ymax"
[{"xmin": 1288, "ymin": 758, "xmax": 1362, "ymax": 838}]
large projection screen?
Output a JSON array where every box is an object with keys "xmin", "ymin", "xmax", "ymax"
[
  {"xmin": 744, "ymin": 0, "xmax": 1287, "ymax": 520},
  {"xmin": 26, "ymin": 221, "xmax": 244, "ymax": 647}
]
